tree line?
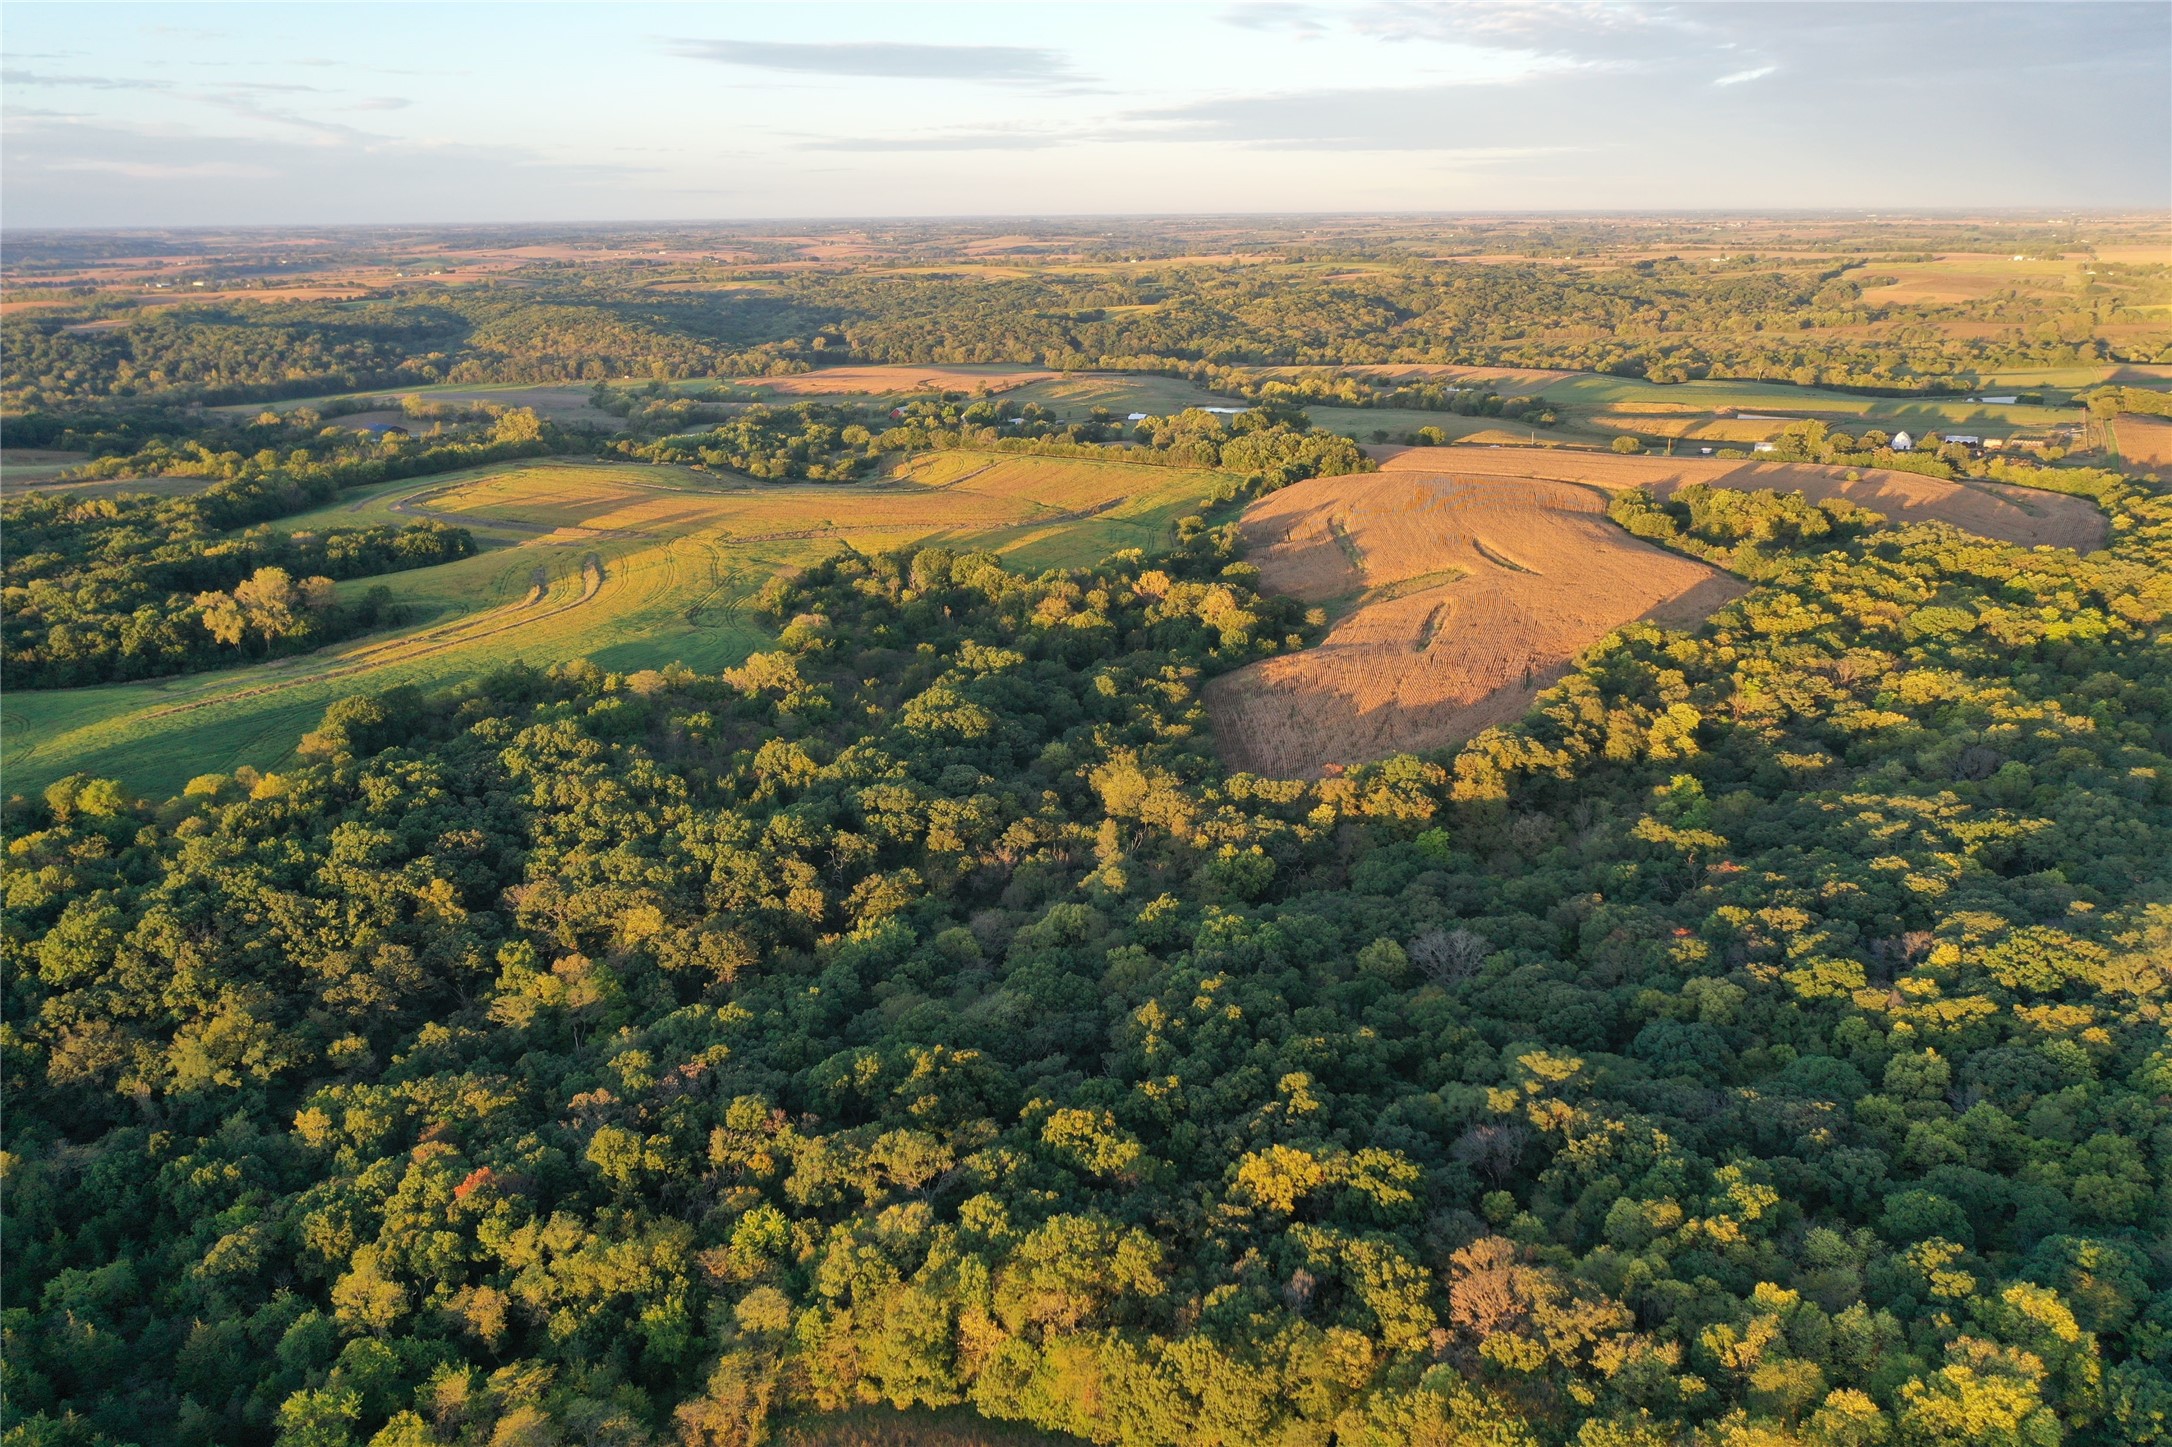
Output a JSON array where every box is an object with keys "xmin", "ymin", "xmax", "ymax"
[
  {"xmin": 614, "ymin": 398, "xmax": 1369, "ymax": 500},
  {"xmin": 9, "ymin": 251, "xmax": 2163, "ymax": 415}
]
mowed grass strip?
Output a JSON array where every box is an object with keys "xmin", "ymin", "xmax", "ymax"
[{"xmin": 890, "ymin": 450, "xmax": 1239, "ymax": 569}]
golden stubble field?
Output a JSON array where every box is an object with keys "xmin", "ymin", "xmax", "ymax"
[
  {"xmin": 1207, "ymin": 447, "xmax": 2109, "ymax": 777},
  {"xmin": 1206, "ymin": 469, "xmax": 1742, "ymax": 777},
  {"xmin": 2113, "ymin": 416, "xmax": 2172, "ymax": 477},
  {"xmin": 1370, "ymin": 447, "xmax": 2109, "ymax": 550}
]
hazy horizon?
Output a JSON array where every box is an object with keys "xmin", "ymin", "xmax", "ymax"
[{"xmin": 5, "ymin": 0, "xmax": 2168, "ymax": 229}]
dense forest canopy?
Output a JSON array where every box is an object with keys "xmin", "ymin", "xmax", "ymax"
[
  {"xmin": 3, "ymin": 217, "xmax": 2170, "ymax": 1447},
  {"xmin": 6, "ymin": 216, "xmax": 2167, "ymax": 413}
]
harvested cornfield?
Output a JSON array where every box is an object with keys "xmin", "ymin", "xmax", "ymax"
[
  {"xmin": 1206, "ymin": 467, "xmax": 1744, "ymax": 777},
  {"xmin": 1208, "ymin": 444, "xmax": 2109, "ymax": 777},
  {"xmin": 2114, "ymin": 416, "xmax": 2172, "ymax": 477},
  {"xmin": 1372, "ymin": 446, "xmax": 2108, "ymax": 551}
]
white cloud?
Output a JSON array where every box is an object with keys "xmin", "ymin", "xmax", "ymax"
[
  {"xmin": 1714, "ymin": 64, "xmax": 1779, "ymax": 86},
  {"xmin": 46, "ymin": 158, "xmax": 280, "ymax": 181}
]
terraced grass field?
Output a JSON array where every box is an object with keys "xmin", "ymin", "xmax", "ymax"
[{"xmin": 3, "ymin": 453, "xmax": 1231, "ymax": 797}]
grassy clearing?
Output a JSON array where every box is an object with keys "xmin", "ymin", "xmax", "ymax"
[
  {"xmin": 725, "ymin": 368, "xmax": 1245, "ymax": 420},
  {"xmin": 4, "ymin": 453, "xmax": 1234, "ymax": 797},
  {"xmin": 0, "ymin": 449, "xmax": 91, "ymax": 492},
  {"xmin": 1305, "ymin": 406, "xmax": 1536, "ymax": 445},
  {"xmin": 1301, "ymin": 372, "xmax": 2089, "ymax": 455},
  {"xmin": 1002, "ymin": 371, "xmax": 1248, "ymax": 418},
  {"xmin": 1978, "ymin": 364, "xmax": 2164, "ymax": 390},
  {"xmin": 1538, "ymin": 373, "xmax": 2077, "ymax": 430},
  {"xmin": 211, "ymin": 381, "xmax": 621, "ymax": 425},
  {"xmin": 0, "ymin": 453, "xmax": 245, "ymax": 503}
]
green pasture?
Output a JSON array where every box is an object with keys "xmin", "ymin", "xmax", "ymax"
[
  {"xmin": 1304, "ymin": 407, "xmax": 1533, "ymax": 444},
  {"xmin": 3, "ymin": 453, "xmax": 1231, "ymax": 798},
  {"xmin": 211, "ymin": 380, "xmax": 622, "ymax": 425},
  {"xmin": 1002, "ymin": 372, "xmax": 1248, "ymax": 418}
]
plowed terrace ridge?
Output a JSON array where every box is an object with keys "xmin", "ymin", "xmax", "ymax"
[{"xmin": 1207, "ymin": 447, "xmax": 2107, "ymax": 778}]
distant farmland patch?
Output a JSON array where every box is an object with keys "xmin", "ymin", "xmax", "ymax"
[
  {"xmin": 2113, "ymin": 416, "xmax": 2172, "ymax": 477},
  {"xmin": 739, "ymin": 365, "xmax": 1057, "ymax": 397},
  {"xmin": 1253, "ymin": 363, "xmax": 1578, "ymax": 396}
]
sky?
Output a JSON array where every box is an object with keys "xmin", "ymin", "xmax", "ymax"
[{"xmin": 3, "ymin": 1, "xmax": 2168, "ymax": 227}]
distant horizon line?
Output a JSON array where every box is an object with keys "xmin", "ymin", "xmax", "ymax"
[{"xmin": 4, "ymin": 206, "xmax": 2166, "ymax": 237}]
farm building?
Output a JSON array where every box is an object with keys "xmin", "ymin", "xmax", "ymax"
[
  {"xmin": 1941, "ymin": 434, "xmax": 1982, "ymax": 446},
  {"xmin": 1891, "ymin": 430, "xmax": 1914, "ymax": 452},
  {"xmin": 356, "ymin": 422, "xmax": 411, "ymax": 437}
]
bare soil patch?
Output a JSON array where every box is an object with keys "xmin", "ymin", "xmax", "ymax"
[
  {"xmin": 1374, "ymin": 447, "xmax": 2108, "ymax": 552},
  {"xmin": 1206, "ymin": 467, "xmax": 1743, "ymax": 777},
  {"xmin": 1209, "ymin": 446, "xmax": 2110, "ymax": 776}
]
